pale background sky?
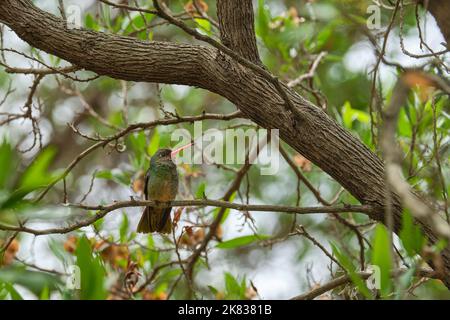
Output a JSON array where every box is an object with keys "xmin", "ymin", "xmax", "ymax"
[{"xmin": 1, "ymin": 0, "xmax": 448, "ymax": 299}]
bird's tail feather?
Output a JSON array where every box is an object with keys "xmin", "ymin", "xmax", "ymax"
[{"xmin": 137, "ymin": 206, "xmax": 172, "ymax": 234}]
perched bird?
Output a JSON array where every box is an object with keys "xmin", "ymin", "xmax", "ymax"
[{"xmin": 137, "ymin": 144, "xmax": 192, "ymax": 234}]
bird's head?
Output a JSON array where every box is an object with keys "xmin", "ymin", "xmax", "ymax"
[
  {"xmin": 151, "ymin": 148, "xmax": 173, "ymax": 165},
  {"xmin": 151, "ymin": 142, "xmax": 193, "ymax": 165}
]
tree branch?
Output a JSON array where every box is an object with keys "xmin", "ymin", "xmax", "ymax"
[
  {"xmin": 291, "ymin": 268, "xmax": 439, "ymax": 300},
  {"xmin": 217, "ymin": 0, "xmax": 261, "ymax": 64},
  {"xmin": 0, "ymin": 0, "xmax": 209, "ymax": 86},
  {"xmin": 0, "ymin": 200, "xmax": 372, "ymax": 236}
]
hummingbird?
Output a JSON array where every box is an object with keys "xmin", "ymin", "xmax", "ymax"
[{"xmin": 137, "ymin": 143, "xmax": 192, "ymax": 234}]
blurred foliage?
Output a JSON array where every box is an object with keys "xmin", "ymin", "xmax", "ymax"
[{"xmin": 0, "ymin": 0, "xmax": 449, "ymax": 300}]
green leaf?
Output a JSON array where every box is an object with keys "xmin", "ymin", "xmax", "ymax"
[
  {"xmin": 123, "ymin": 12, "xmax": 154, "ymax": 34},
  {"xmin": 330, "ymin": 241, "xmax": 355, "ymax": 271},
  {"xmin": 208, "ymin": 285, "xmax": 218, "ymax": 295},
  {"xmin": 214, "ymin": 191, "xmax": 236, "ymax": 224},
  {"xmin": 159, "ymin": 131, "xmax": 172, "ymax": 149},
  {"xmin": 159, "ymin": 268, "xmax": 182, "ymax": 283},
  {"xmin": 0, "ymin": 267, "xmax": 61, "ymax": 297},
  {"xmin": 217, "ymin": 234, "xmax": 270, "ymax": 249},
  {"xmin": 85, "ymin": 13, "xmax": 99, "ymax": 30},
  {"xmin": 399, "ymin": 210, "xmax": 426, "ymax": 257},
  {"xmin": 398, "ymin": 108, "xmax": 412, "ymax": 137},
  {"xmin": 331, "ymin": 242, "xmax": 372, "ymax": 299},
  {"xmin": 240, "ymin": 275, "xmax": 247, "ymax": 297},
  {"xmin": 0, "ymin": 284, "xmax": 8, "ymax": 300},
  {"xmin": 224, "ymin": 272, "xmax": 242, "ymax": 299},
  {"xmin": 19, "ymin": 146, "xmax": 57, "ymax": 191},
  {"xmin": 256, "ymin": 0, "xmax": 270, "ymax": 41},
  {"xmin": 147, "ymin": 129, "xmax": 160, "ymax": 157},
  {"xmin": 371, "ymin": 224, "xmax": 393, "ymax": 297},
  {"xmin": 119, "ymin": 212, "xmax": 129, "ymax": 243},
  {"xmin": 315, "ymin": 22, "xmax": 334, "ymax": 51},
  {"xmin": 40, "ymin": 285, "xmax": 50, "ymax": 300},
  {"xmin": 128, "ymin": 131, "xmax": 147, "ymax": 168},
  {"xmin": 0, "ymin": 189, "xmax": 32, "ymax": 210},
  {"xmin": 195, "ymin": 182, "xmax": 206, "ymax": 199},
  {"xmin": 396, "ymin": 265, "xmax": 416, "ymax": 299},
  {"xmin": 2, "ymin": 282, "xmax": 23, "ymax": 300},
  {"xmin": 195, "ymin": 18, "xmax": 211, "ymax": 35},
  {"xmin": 100, "ymin": 4, "xmax": 112, "ymax": 30},
  {"xmin": 341, "ymin": 101, "xmax": 370, "ymax": 129},
  {"xmin": 76, "ymin": 236, "xmax": 107, "ymax": 300},
  {"xmin": 433, "ymin": 239, "xmax": 448, "ymax": 253},
  {"xmin": 108, "ymin": 111, "xmax": 125, "ymax": 127},
  {"xmin": 93, "ymin": 217, "xmax": 105, "ymax": 230},
  {"xmin": 146, "ymin": 234, "xmax": 159, "ymax": 267},
  {"xmin": 0, "ymin": 140, "xmax": 14, "ymax": 189},
  {"xmin": 95, "ymin": 169, "xmax": 130, "ymax": 186}
]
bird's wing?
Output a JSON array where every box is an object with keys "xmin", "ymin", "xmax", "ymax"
[{"xmin": 144, "ymin": 169, "xmax": 150, "ymax": 200}]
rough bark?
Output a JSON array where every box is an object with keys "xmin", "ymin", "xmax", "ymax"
[
  {"xmin": 217, "ymin": 0, "xmax": 262, "ymax": 64},
  {"xmin": 0, "ymin": 0, "xmax": 449, "ymax": 288}
]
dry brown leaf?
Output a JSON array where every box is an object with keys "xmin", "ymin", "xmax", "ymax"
[
  {"xmin": 63, "ymin": 235, "xmax": 77, "ymax": 254},
  {"xmin": 294, "ymin": 154, "xmax": 312, "ymax": 172},
  {"xmin": 215, "ymin": 224, "xmax": 223, "ymax": 241},
  {"xmin": 179, "ymin": 234, "xmax": 194, "ymax": 247},
  {"xmin": 184, "ymin": 0, "xmax": 208, "ymax": 16},
  {"xmin": 97, "ymin": 243, "xmax": 129, "ymax": 269},
  {"xmin": 288, "ymin": 7, "xmax": 298, "ymax": 18},
  {"xmin": 245, "ymin": 286, "xmax": 257, "ymax": 300},
  {"xmin": 215, "ymin": 291, "xmax": 225, "ymax": 300},
  {"xmin": 287, "ymin": 7, "xmax": 303, "ymax": 25},
  {"xmin": 124, "ymin": 261, "xmax": 140, "ymax": 292},
  {"xmin": 143, "ymin": 290, "xmax": 168, "ymax": 300},
  {"xmin": 93, "ymin": 239, "xmax": 107, "ymax": 251},
  {"xmin": 179, "ymin": 227, "xmax": 206, "ymax": 247},
  {"xmin": 193, "ymin": 228, "xmax": 205, "ymax": 242},
  {"xmin": 1, "ymin": 239, "xmax": 19, "ymax": 266},
  {"xmin": 173, "ymin": 207, "xmax": 184, "ymax": 226},
  {"xmin": 317, "ymin": 293, "xmax": 332, "ymax": 300},
  {"xmin": 132, "ymin": 170, "xmax": 146, "ymax": 195},
  {"xmin": 403, "ymin": 71, "xmax": 436, "ymax": 102}
]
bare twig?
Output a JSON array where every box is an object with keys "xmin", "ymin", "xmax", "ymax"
[{"xmin": 291, "ymin": 268, "xmax": 438, "ymax": 300}]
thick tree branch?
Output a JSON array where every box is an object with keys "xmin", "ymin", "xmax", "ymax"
[
  {"xmin": 217, "ymin": 0, "xmax": 261, "ymax": 64},
  {"xmin": 0, "ymin": 0, "xmax": 209, "ymax": 86},
  {"xmin": 1, "ymin": 0, "xmax": 450, "ymax": 288}
]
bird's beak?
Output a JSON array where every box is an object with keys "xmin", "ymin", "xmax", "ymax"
[{"xmin": 171, "ymin": 142, "xmax": 194, "ymax": 158}]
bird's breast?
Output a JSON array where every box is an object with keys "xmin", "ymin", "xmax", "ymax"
[{"xmin": 147, "ymin": 165, "xmax": 178, "ymax": 201}]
